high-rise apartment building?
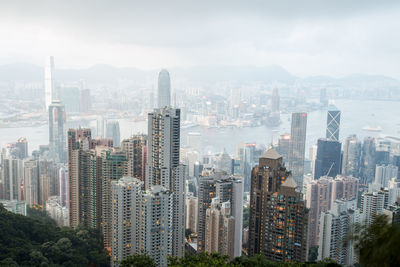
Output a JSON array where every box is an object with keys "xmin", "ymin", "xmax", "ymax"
[
  {"xmin": 121, "ymin": 135, "xmax": 147, "ymax": 182},
  {"xmin": 248, "ymin": 148, "xmax": 290, "ymax": 256},
  {"xmin": 202, "ymin": 176, "xmax": 244, "ymax": 259},
  {"xmin": 110, "ymin": 177, "xmax": 144, "ymax": 267},
  {"xmin": 45, "ymin": 56, "xmax": 57, "ymax": 110},
  {"xmin": 263, "ymin": 176, "xmax": 308, "ymax": 262},
  {"xmin": 146, "ymin": 107, "xmax": 185, "ymax": 257},
  {"xmin": 306, "ymin": 177, "xmax": 333, "ymax": 249},
  {"xmin": 288, "ymin": 112, "xmax": 307, "ymax": 188},
  {"xmin": 326, "ymin": 105, "xmax": 341, "ymax": 141},
  {"xmin": 318, "ymin": 200, "xmax": 361, "ymax": 266},
  {"xmin": 360, "ymin": 190, "xmax": 386, "ymax": 226},
  {"xmin": 331, "ymin": 175, "xmax": 359, "ymax": 206},
  {"xmin": 314, "ymin": 138, "xmax": 341, "ymax": 180},
  {"xmin": 342, "ymin": 135, "xmax": 361, "ymax": 177},
  {"xmin": 1, "ymin": 157, "xmax": 23, "ymax": 201},
  {"xmin": 374, "ymin": 164, "xmax": 398, "ymax": 188},
  {"xmin": 49, "ymin": 100, "xmax": 66, "ymax": 163},
  {"xmin": 186, "ymin": 192, "xmax": 198, "ymax": 234},
  {"xmin": 197, "ymin": 171, "xmax": 217, "ymax": 252},
  {"xmin": 277, "ymin": 133, "xmax": 290, "ymax": 164},
  {"xmin": 158, "ymin": 69, "xmax": 171, "ymax": 108},
  {"xmin": 205, "ymin": 199, "xmax": 235, "ymax": 260},
  {"xmin": 23, "ymin": 159, "xmax": 39, "ymax": 206}
]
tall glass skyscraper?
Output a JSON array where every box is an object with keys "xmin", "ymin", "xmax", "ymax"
[
  {"xmin": 157, "ymin": 69, "xmax": 171, "ymax": 108},
  {"xmin": 288, "ymin": 112, "xmax": 307, "ymax": 188},
  {"xmin": 314, "ymin": 138, "xmax": 342, "ymax": 180},
  {"xmin": 49, "ymin": 100, "xmax": 66, "ymax": 163},
  {"xmin": 326, "ymin": 105, "xmax": 341, "ymax": 141},
  {"xmin": 45, "ymin": 56, "xmax": 57, "ymax": 111}
]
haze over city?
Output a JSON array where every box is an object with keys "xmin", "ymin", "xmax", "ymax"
[{"xmin": 0, "ymin": 1, "xmax": 400, "ymax": 267}]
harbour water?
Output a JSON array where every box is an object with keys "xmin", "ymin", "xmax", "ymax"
[{"xmin": 1, "ymin": 99, "xmax": 399, "ymax": 157}]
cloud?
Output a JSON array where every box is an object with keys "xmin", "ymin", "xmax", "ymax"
[{"xmin": 0, "ymin": 0, "xmax": 399, "ymax": 78}]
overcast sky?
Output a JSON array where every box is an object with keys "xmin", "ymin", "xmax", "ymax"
[{"xmin": 0, "ymin": 0, "xmax": 399, "ymax": 78}]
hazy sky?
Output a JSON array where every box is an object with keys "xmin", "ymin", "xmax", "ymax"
[{"xmin": 0, "ymin": 0, "xmax": 399, "ymax": 78}]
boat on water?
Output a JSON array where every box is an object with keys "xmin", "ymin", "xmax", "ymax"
[{"xmin": 362, "ymin": 125, "xmax": 382, "ymax": 132}]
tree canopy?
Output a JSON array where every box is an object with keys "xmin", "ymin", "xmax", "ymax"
[{"xmin": 0, "ymin": 204, "xmax": 108, "ymax": 266}]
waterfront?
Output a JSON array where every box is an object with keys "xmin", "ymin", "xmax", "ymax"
[{"xmin": 0, "ymin": 99, "xmax": 399, "ymax": 157}]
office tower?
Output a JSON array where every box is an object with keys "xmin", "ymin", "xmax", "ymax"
[
  {"xmin": 263, "ymin": 176, "xmax": 308, "ymax": 262},
  {"xmin": 331, "ymin": 175, "xmax": 359, "ymax": 206},
  {"xmin": 271, "ymin": 88, "xmax": 280, "ymax": 112},
  {"xmin": 248, "ymin": 148, "xmax": 290, "ymax": 256},
  {"xmin": 110, "ymin": 177, "xmax": 144, "ymax": 267},
  {"xmin": 46, "ymin": 196, "xmax": 69, "ymax": 226},
  {"xmin": 45, "ymin": 56, "xmax": 57, "ymax": 110},
  {"xmin": 197, "ymin": 173, "xmax": 217, "ymax": 252},
  {"xmin": 15, "ymin": 138, "xmax": 28, "ymax": 159},
  {"xmin": 306, "ymin": 177, "xmax": 333, "ymax": 249},
  {"xmin": 59, "ymin": 166, "xmax": 68, "ymax": 207},
  {"xmin": 373, "ymin": 164, "xmax": 398, "ymax": 189},
  {"xmin": 360, "ymin": 137, "xmax": 376, "ymax": 184},
  {"xmin": 186, "ymin": 192, "xmax": 198, "ymax": 234},
  {"xmin": 146, "ymin": 107, "xmax": 185, "ymax": 257},
  {"xmin": 49, "ymin": 100, "xmax": 66, "ymax": 163},
  {"xmin": 106, "ymin": 120, "xmax": 121, "ymax": 147},
  {"xmin": 23, "ymin": 159, "xmax": 39, "ymax": 206},
  {"xmin": 1, "ymin": 157, "xmax": 23, "ymax": 201},
  {"xmin": 80, "ymin": 88, "xmax": 91, "ymax": 113},
  {"xmin": 314, "ymin": 138, "xmax": 341, "ymax": 180},
  {"xmin": 342, "ymin": 135, "xmax": 361, "ymax": 177},
  {"xmin": 320, "ymin": 88, "xmax": 328, "ymax": 107},
  {"xmin": 288, "ymin": 112, "xmax": 307, "ymax": 188},
  {"xmin": 277, "ymin": 133, "xmax": 290, "ymax": 164},
  {"xmin": 157, "ymin": 69, "xmax": 171, "ymax": 108},
  {"xmin": 216, "ymin": 149, "xmax": 232, "ymax": 174},
  {"xmin": 101, "ymin": 149, "xmax": 128, "ymax": 250},
  {"xmin": 326, "ymin": 105, "xmax": 341, "ymax": 141},
  {"xmin": 360, "ymin": 190, "xmax": 387, "ymax": 226},
  {"xmin": 318, "ymin": 200, "xmax": 361, "ymax": 266},
  {"xmin": 309, "ymin": 145, "xmax": 318, "ymax": 177},
  {"xmin": 205, "ymin": 199, "xmax": 235, "ymax": 260},
  {"xmin": 121, "ymin": 135, "xmax": 147, "ymax": 182}
]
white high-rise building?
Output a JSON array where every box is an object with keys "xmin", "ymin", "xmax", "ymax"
[
  {"xmin": 146, "ymin": 107, "xmax": 186, "ymax": 257},
  {"xmin": 373, "ymin": 164, "xmax": 398, "ymax": 189},
  {"xmin": 110, "ymin": 177, "xmax": 144, "ymax": 267},
  {"xmin": 45, "ymin": 56, "xmax": 57, "ymax": 110},
  {"xmin": 157, "ymin": 69, "xmax": 171, "ymax": 108},
  {"xmin": 388, "ymin": 178, "xmax": 400, "ymax": 205},
  {"xmin": 318, "ymin": 199, "xmax": 361, "ymax": 266},
  {"xmin": 360, "ymin": 190, "xmax": 387, "ymax": 226},
  {"xmin": 186, "ymin": 192, "xmax": 198, "ymax": 233}
]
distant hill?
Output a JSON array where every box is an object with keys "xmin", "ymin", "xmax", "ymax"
[{"xmin": 0, "ymin": 63, "xmax": 398, "ymax": 89}]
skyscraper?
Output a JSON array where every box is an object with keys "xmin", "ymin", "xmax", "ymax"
[
  {"xmin": 49, "ymin": 100, "xmax": 66, "ymax": 163},
  {"xmin": 44, "ymin": 56, "xmax": 57, "ymax": 110},
  {"xmin": 197, "ymin": 171, "xmax": 217, "ymax": 253},
  {"xmin": 373, "ymin": 164, "xmax": 398, "ymax": 189},
  {"xmin": 121, "ymin": 135, "xmax": 147, "ymax": 182},
  {"xmin": 157, "ymin": 69, "xmax": 171, "ymax": 108},
  {"xmin": 146, "ymin": 107, "xmax": 185, "ymax": 257},
  {"xmin": 203, "ymin": 176, "xmax": 243, "ymax": 259},
  {"xmin": 15, "ymin": 138, "xmax": 28, "ymax": 159},
  {"xmin": 326, "ymin": 105, "xmax": 341, "ymax": 141},
  {"xmin": 360, "ymin": 137, "xmax": 376, "ymax": 184},
  {"xmin": 248, "ymin": 148, "xmax": 290, "ymax": 256},
  {"xmin": 342, "ymin": 135, "xmax": 361, "ymax": 177},
  {"xmin": 288, "ymin": 112, "xmax": 307, "ymax": 188},
  {"xmin": 314, "ymin": 138, "xmax": 341, "ymax": 180},
  {"xmin": 263, "ymin": 176, "xmax": 308, "ymax": 262}
]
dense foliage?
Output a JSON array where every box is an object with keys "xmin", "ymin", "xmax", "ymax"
[
  {"xmin": 0, "ymin": 204, "xmax": 108, "ymax": 266},
  {"xmin": 352, "ymin": 214, "xmax": 400, "ymax": 266}
]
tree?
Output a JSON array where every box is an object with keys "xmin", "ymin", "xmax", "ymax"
[
  {"xmin": 120, "ymin": 254, "xmax": 156, "ymax": 267},
  {"xmin": 352, "ymin": 214, "xmax": 400, "ymax": 266},
  {"xmin": 168, "ymin": 252, "xmax": 229, "ymax": 267}
]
